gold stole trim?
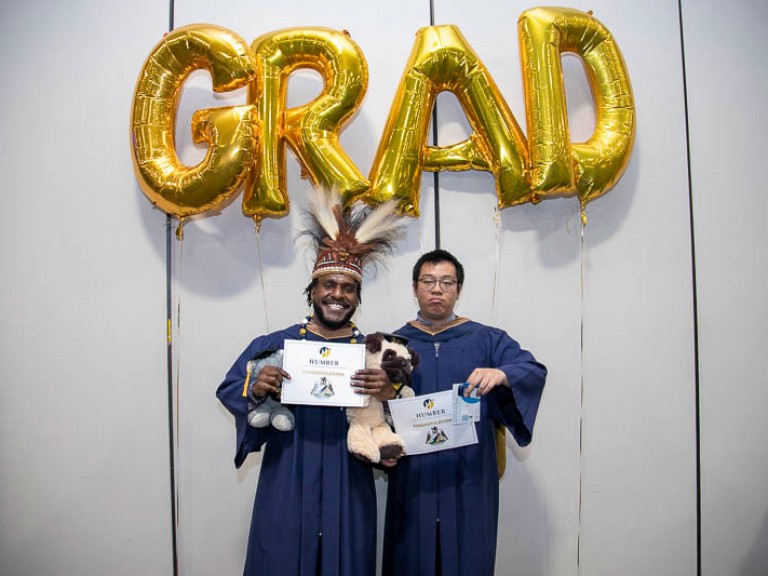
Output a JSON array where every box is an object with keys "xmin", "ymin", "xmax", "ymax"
[{"xmin": 405, "ymin": 317, "xmax": 471, "ymax": 336}]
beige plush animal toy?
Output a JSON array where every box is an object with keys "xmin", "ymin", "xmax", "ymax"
[{"xmin": 347, "ymin": 332, "xmax": 419, "ymax": 463}]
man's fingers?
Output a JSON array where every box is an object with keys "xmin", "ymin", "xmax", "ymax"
[
  {"xmin": 464, "ymin": 368, "xmax": 508, "ymax": 395},
  {"xmin": 464, "ymin": 381, "xmax": 480, "ymax": 396},
  {"xmin": 253, "ymin": 367, "xmax": 292, "ymax": 396},
  {"xmin": 261, "ymin": 366, "xmax": 291, "ymax": 379}
]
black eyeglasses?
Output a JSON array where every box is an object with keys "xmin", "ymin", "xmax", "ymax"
[{"xmin": 417, "ymin": 277, "xmax": 458, "ymax": 291}]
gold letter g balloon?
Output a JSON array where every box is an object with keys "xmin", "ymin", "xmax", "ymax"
[{"xmin": 130, "ymin": 25, "xmax": 259, "ymax": 220}]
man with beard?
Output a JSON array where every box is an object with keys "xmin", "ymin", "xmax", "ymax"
[
  {"xmin": 382, "ymin": 249, "xmax": 547, "ymax": 576},
  {"xmin": 217, "ymin": 193, "xmax": 403, "ymax": 576}
]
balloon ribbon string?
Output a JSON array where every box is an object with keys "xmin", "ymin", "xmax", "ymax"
[
  {"xmin": 491, "ymin": 208, "xmax": 502, "ymax": 320},
  {"xmin": 255, "ymin": 226, "xmax": 270, "ymax": 333}
]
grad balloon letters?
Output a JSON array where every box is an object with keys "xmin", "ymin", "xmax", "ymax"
[{"xmin": 130, "ymin": 8, "xmax": 635, "ymax": 225}]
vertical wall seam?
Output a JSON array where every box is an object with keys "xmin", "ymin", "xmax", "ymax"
[
  {"xmin": 576, "ymin": 223, "xmax": 585, "ymax": 575},
  {"xmin": 676, "ymin": 2, "xmax": 702, "ymax": 574},
  {"xmin": 165, "ymin": 3, "xmax": 180, "ymax": 576},
  {"xmin": 430, "ymin": 0, "xmax": 441, "ymax": 249},
  {"xmin": 165, "ymin": 215, "xmax": 179, "ymax": 576}
]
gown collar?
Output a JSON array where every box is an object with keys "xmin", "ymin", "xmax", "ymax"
[{"xmin": 404, "ymin": 316, "xmax": 472, "ymax": 336}]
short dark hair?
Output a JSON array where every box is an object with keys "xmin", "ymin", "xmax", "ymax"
[
  {"xmin": 304, "ymin": 277, "xmax": 362, "ymax": 306},
  {"xmin": 411, "ymin": 249, "xmax": 464, "ymax": 286}
]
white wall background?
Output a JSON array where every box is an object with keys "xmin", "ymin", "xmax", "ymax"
[
  {"xmin": 683, "ymin": 1, "xmax": 768, "ymax": 575},
  {"xmin": 0, "ymin": 1, "xmax": 765, "ymax": 575}
]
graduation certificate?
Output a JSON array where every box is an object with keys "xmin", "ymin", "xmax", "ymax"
[
  {"xmin": 281, "ymin": 339, "xmax": 367, "ymax": 407},
  {"xmin": 388, "ymin": 390, "xmax": 478, "ymax": 455}
]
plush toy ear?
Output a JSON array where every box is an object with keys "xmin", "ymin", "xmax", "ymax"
[
  {"xmin": 408, "ymin": 347, "xmax": 420, "ymax": 369},
  {"xmin": 364, "ymin": 332, "xmax": 384, "ymax": 353},
  {"xmin": 252, "ymin": 348, "xmax": 279, "ymax": 361}
]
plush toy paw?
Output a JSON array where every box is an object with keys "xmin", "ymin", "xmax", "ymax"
[
  {"xmin": 378, "ymin": 442, "xmax": 405, "ymax": 460},
  {"xmin": 373, "ymin": 425, "xmax": 408, "ymax": 460},
  {"xmin": 248, "ymin": 410, "xmax": 272, "ymax": 428},
  {"xmin": 349, "ymin": 441, "xmax": 381, "ymax": 463},
  {"xmin": 271, "ymin": 411, "xmax": 295, "ymax": 432}
]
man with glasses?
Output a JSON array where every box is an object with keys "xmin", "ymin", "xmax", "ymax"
[{"xmin": 382, "ymin": 249, "xmax": 547, "ymax": 576}]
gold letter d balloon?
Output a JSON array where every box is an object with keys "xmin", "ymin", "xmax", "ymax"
[{"xmin": 130, "ymin": 8, "xmax": 635, "ymax": 229}]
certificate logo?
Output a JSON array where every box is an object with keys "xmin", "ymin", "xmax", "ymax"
[
  {"xmin": 426, "ymin": 426, "xmax": 448, "ymax": 445},
  {"xmin": 311, "ymin": 376, "xmax": 335, "ymax": 398},
  {"xmin": 309, "ymin": 346, "xmax": 340, "ymax": 366},
  {"xmin": 423, "ymin": 398, "xmax": 435, "ymax": 410}
]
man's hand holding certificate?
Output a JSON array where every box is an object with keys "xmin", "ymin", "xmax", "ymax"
[
  {"xmin": 387, "ymin": 385, "xmax": 480, "ymax": 455},
  {"xmin": 281, "ymin": 340, "xmax": 368, "ymax": 407}
]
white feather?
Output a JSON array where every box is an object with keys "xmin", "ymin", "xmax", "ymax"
[
  {"xmin": 355, "ymin": 200, "xmax": 402, "ymax": 244},
  {"xmin": 308, "ymin": 188, "xmax": 341, "ymax": 238}
]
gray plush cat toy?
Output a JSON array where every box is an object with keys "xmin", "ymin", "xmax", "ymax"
[{"xmin": 245, "ymin": 349, "xmax": 295, "ymax": 432}]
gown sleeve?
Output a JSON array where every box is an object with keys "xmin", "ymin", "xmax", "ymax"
[
  {"xmin": 485, "ymin": 327, "xmax": 547, "ymax": 447},
  {"xmin": 216, "ymin": 335, "xmax": 283, "ymax": 468}
]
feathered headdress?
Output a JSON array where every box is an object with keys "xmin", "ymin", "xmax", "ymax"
[{"xmin": 303, "ymin": 189, "xmax": 405, "ymax": 283}]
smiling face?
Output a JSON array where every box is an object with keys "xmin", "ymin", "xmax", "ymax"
[
  {"xmin": 413, "ymin": 260, "xmax": 461, "ymax": 323},
  {"xmin": 310, "ymin": 273, "xmax": 360, "ymax": 330}
]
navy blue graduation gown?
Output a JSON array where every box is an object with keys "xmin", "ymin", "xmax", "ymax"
[
  {"xmin": 383, "ymin": 319, "xmax": 547, "ymax": 576},
  {"xmin": 217, "ymin": 325, "xmax": 377, "ymax": 576}
]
